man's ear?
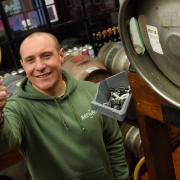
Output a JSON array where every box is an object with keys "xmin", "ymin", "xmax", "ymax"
[
  {"xmin": 19, "ymin": 59, "xmax": 23, "ymax": 67},
  {"xmin": 59, "ymin": 48, "xmax": 65, "ymax": 64}
]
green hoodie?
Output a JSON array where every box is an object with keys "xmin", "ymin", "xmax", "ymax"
[{"xmin": 0, "ymin": 70, "xmax": 128, "ymax": 180}]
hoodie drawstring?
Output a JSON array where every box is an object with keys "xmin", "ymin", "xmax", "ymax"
[{"xmin": 54, "ymin": 99, "xmax": 69, "ymax": 131}]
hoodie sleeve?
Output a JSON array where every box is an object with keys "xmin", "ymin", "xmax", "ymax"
[
  {"xmin": 0, "ymin": 100, "xmax": 22, "ymax": 154},
  {"xmin": 102, "ymin": 115, "xmax": 129, "ymax": 180}
]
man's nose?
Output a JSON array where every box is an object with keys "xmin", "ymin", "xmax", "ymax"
[{"xmin": 35, "ymin": 59, "xmax": 46, "ymax": 70}]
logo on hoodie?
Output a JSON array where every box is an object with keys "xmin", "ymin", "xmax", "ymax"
[{"xmin": 81, "ymin": 109, "xmax": 97, "ymax": 121}]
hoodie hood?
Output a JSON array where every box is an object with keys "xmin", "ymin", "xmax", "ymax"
[{"xmin": 17, "ymin": 70, "xmax": 77, "ymax": 100}]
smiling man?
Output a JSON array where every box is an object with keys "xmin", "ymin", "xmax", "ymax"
[
  {"xmin": 0, "ymin": 32, "xmax": 129, "ymax": 180},
  {"xmin": 20, "ymin": 32, "xmax": 65, "ymax": 96}
]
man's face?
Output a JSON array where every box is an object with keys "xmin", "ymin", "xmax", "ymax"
[{"xmin": 20, "ymin": 34, "xmax": 64, "ymax": 95}]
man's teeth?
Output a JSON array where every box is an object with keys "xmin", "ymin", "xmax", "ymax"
[{"xmin": 38, "ymin": 73, "xmax": 50, "ymax": 78}]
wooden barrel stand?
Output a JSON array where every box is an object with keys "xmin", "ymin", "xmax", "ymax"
[{"xmin": 128, "ymin": 72, "xmax": 180, "ymax": 180}]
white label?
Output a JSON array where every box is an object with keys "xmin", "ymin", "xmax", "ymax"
[{"xmin": 146, "ymin": 25, "xmax": 163, "ymax": 55}]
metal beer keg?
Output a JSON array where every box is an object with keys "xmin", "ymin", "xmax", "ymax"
[{"xmin": 119, "ymin": 0, "xmax": 180, "ymax": 108}]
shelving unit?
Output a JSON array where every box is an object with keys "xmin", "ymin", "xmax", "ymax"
[{"xmin": 0, "ymin": 0, "xmax": 120, "ymax": 73}]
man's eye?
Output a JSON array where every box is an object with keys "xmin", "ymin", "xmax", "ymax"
[
  {"xmin": 25, "ymin": 58, "xmax": 34, "ymax": 63},
  {"xmin": 43, "ymin": 54, "xmax": 51, "ymax": 59}
]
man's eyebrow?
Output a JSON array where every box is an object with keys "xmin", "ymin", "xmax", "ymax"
[
  {"xmin": 40, "ymin": 51, "xmax": 53, "ymax": 55},
  {"xmin": 23, "ymin": 51, "xmax": 54, "ymax": 61}
]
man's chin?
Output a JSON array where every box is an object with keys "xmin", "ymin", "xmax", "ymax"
[{"xmin": 32, "ymin": 83, "xmax": 52, "ymax": 94}]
